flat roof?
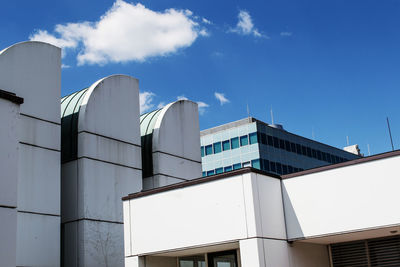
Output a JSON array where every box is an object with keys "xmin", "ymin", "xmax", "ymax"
[
  {"xmin": 0, "ymin": 89, "xmax": 23, "ymax": 104},
  {"xmin": 122, "ymin": 149, "xmax": 400, "ymax": 201}
]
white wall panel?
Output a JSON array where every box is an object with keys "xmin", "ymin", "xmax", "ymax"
[
  {"xmin": 78, "ymin": 132, "xmax": 141, "ymax": 169},
  {"xmin": 0, "ymin": 208, "xmax": 17, "ymax": 267},
  {"xmin": 239, "ymin": 238, "xmax": 265, "ymax": 267},
  {"xmin": 16, "ymin": 212, "xmax": 60, "ymax": 267},
  {"xmin": 153, "ymin": 152, "xmax": 202, "ymax": 180},
  {"xmin": 0, "ymin": 99, "xmax": 19, "ymax": 207},
  {"xmin": 0, "ymin": 41, "xmax": 61, "ymax": 123},
  {"xmin": 19, "ymin": 114, "xmax": 60, "ymax": 150},
  {"xmin": 129, "ymin": 175, "xmax": 249, "ymax": 255},
  {"xmin": 283, "ymin": 156, "xmax": 400, "ymax": 240},
  {"xmin": 18, "ymin": 144, "xmax": 60, "ymax": 215},
  {"xmin": 78, "ymin": 158, "xmax": 142, "ymax": 222},
  {"xmin": 143, "ymin": 174, "xmax": 185, "ymax": 190}
]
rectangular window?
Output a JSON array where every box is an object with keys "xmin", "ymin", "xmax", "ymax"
[
  {"xmin": 267, "ymin": 135, "xmax": 273, "ymax": 146},
  {"xmin": 251, "ymin": 159, "xmax": 261, "ymax": 169},
  {"xmin": 215, "ymin": 167, "xmax": 223, "ymax": 174},
  {"xmin": 317, "ymin": 150, "xmax": 322, "ymax": 160},
  {"xmin": 201, "ymin": 146, "xmax": 205, "ymax": 157},
  {"xmin": 202, "ymin": 171, "xmax": 206, "ymax": 177},
  {"xmin": 242, "ymin": 161, "xmax": 251, "ymax": 167},
  {"xmin": 240, "ymin": 135, "xmax": 249, "ymax": 146},
  {"xmin": 282, "ymin": 164, "xmax": 288, "ymax": 175},
  {"xmin": 249, "ymin": 132, "xmax": 258, "ymax": 144},
  {"xmin": 279, "ymin": 139, "xmax": 285, "ymax": 149},
  {"xmin": 288, "ymin": 165, "xmax": 293, "ymax": 173},
  {"xmin": 326, "ymin": 153, "xmax": 332, "ymax": 163},
  {"xmin": 285, "ymin": 140, "xmax": 291, "ymax": 152},
  {"xmin": 261, "ymin": 133, "xmax": 267, "ymax": 144},
  {"xmin": 213, "ymin": 142, "xmax": 222, "ymax": 154},
  {"xmin": 231, "ymin": 137, "xmax": 239, "ymax": 149},
  {"xmin": 206, "ymin": 170, "xmax": 214, "ymax": 176},
  {"xmin": 306, "ymin": 147, "xmax": 312, "ymax": 157},
  {"xmin": 224, "ymin": 166, "xmax": 232, "ymax": 172},
  {"xmin": 205, "ymin": 145, "xmax": 213, "ymax": 155},
  {"xmin": 273, "ymin": 137, "xmax": 279, "ymax": 148},
  {"xmin": 233, "ymin": 163, "xmax": 241, "ymax": 170},
  {"xmin": 322, "ymin": 152, "xmax": 327, "ymax": 161},
  {"xmin": 263, "ymin": 159, "xmax": 270, "ymax": 171},
  {"xmin": 293, "ymin": 167, "xmax": 299, "ymax": 172},
  {"xmin": 296, "ymin": 144, "xmax": 302, "ymax": 154},
  {"xmin": 291, "ymin": 142, "xmax": 296, "ymax": 153},
  {"xmin": 222, "ymin": 140, "xmax": 230, "ymax": 151},
  {"xmin": 301, "ymin": 145, "xmax": 307, "ymax": 156},
  {"xmin": 270, "ymin": 161, "xmax": 276, "ymax": 172},
  {"xmin": 276, "ymin": 163, "xmax": 282, "ymax": 174},
  {"xmin": 312, "ymin": 149, "xmax": 317, "ymax": 158}
]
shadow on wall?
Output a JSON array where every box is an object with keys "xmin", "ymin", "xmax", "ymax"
[{"xmin": 282, "ymin": 184, "xmax": 304, "ymax": 240}]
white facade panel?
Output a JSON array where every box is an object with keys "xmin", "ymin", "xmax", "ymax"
[
  {"xmin": 143, "ymin": 175, "xmax": 186, "ymax": 190},
  {"xmin": 0, "ymin": 99, "xmax": 19, "ymax": 207},
  {"xmin": 17, "ymin": 144, "xmax": 60, "ymax": 215},
  {"xmin": 283, "ymin": 156, "xmax": 400, "ymax": 240},
  {"xmin": 0, "ymin": 208, "xmax": 17, "ymax": 267},
  {"xmin": 153, "ymin": 152, "xmax": 202, "ymax": 180},
  {"xmin": 0, "ymin": 41, "xmax": 61, "ymax": 123},
  {"xmin": 19, "ymin": 114, "xmax": 60, "ymax": 150},
  {"xmin": 239, "ymin": 238, "xmax": 265, "ymax": 267},
  {"xmin": 78, "ymin": 158, "xmax": 142, "ymax": 222},
  {"xmin": 78, "ymin": 132, "xmax": 141, "ymax": 169},
  {"xmin": 16, "ymin": 212, "xmax": 60, "ymax": 267},
  {"xmin": 263, "ymin": 239, "xmax": 290, "ymax": 267},
  {"xmin": 128, "ymin": 175, "xmax": 250, "ymax": 255}
]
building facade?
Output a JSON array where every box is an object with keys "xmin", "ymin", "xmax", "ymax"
[
  {"xmin": 201, "ymin": 117, "xmax": 360, "ymax": 177},
  {"xmin": 123, "ymin": 150, "xmax": 400, "ymax": 267}
]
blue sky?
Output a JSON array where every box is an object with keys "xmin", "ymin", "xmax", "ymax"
[{"xmin": 1, "ymin": 0, "xmax": 400, "ymax": 155}]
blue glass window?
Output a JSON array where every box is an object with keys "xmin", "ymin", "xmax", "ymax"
[
  {"xmin": 207, "ymin": 170, "xmax": 215, "ymax": 176},
  {"xmin": 249, "ymin": 132, "xmax": 258, "ymax": 144},
  {"xmin": 251, "ymin": 159, "xmax": 261, "ymax": 169},
  {"xmin": 201, "ymin": 146, "xmax": 205, "ymax": 157},
  {"xmin": 205, "ymin": 145, "xmax": 213, "ymax": 155},
  {"xmin": 263, "ymin": 159, "xmax": 270, "ymax": 172},
  {"xmin": 202, "ymin": 171, "xmax": 206, "ymax": 177},
  {"xmin": 282, "ymin": 165, "xmax": 288, "ymax": 175},
  {"xmin": 288, "ymin": 165, "xmax": 293, "ymax": 173},
  {"xmin": 222, "ymin": 140, "xmax": 230, "ymax": 151},
  {"xmin": 233, "ymin": 163, "xmax": 241, "ymax": 170},
  {"xmin": 215, "ymin": 167, "xmax": 223, "ymax": 174},
  {"xmin": 270, "ymin": 162, "xmax": 276, "ymax": 172},
  {"xmin": 231, "ymin": 137, "xmax": 239, "ymax": 149},
  {"xmin": 224, "ymin": 166, "xmax": 232, "ymax": 172},
  {"xmin": 240, "ymin": 135, "xmax": 248, "ymax": 146},
  {"xmin": 267, "ymin": 135, "xmax": 273, "ymax": 146},
  {"xmin": 213, "ymin": 142, "xmax": 222, "ymax": 154},
  {"xmin": 273, "ymin": 137, "xmax": 279, "ymax": 148},
  {"xmin": 276, "ymin": 163, "xmax": 282, "ymax": 174}
]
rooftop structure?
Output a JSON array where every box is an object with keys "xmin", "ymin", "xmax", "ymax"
[
  {"xmin": 123, "ymin": 150, "xmax": 400, "ymax": 267},
  {"xmin": 200, "ymin": 117, "xmax": 360, "ymax": 177}
]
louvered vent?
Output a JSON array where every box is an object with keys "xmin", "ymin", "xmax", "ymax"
[{"xmin": 330, "ymin": 235, "xmax": 400, "ymax": 267}]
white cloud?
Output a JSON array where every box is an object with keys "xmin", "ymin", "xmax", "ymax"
[
  {"xmin": 61, "ymin": 64, "xmax": 71, "ymax": 69},
  {"xmin": 30, "ymin": 0, "xmax": 207, "ymax": 65},
  {"xmin": 157, "ymin": 102, "xmax": 166, "ymax": 109},
  {"xmin": 230, "ymin": 10, "xmax": 266, "ymax": 38},
  {"xmin": 139, "ymin": 91, "xmax": 155, "ymax": 113},
  {"xmin": 214, "ymin": 92, "xmax": 230, "ymax": 105},
  {"xmin": 280, "ymin": 32, "xmax": 293, "ymax": 37},
  {"xmin": 197, "ymin": 101, "xmax": 209, "ymax": 115},
  {"xmin": 202, "ymin": 18, "xmax": 212, "ymax": 24}
]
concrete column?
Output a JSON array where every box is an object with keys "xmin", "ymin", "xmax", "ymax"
[{"xmin": 239, "ymin": 238, "xmax": 266, "ymax": 267}]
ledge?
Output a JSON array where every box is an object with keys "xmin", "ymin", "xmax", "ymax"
[{"xmin": 0, "ymin": 89, "xmax": 23, "ymax": 105}]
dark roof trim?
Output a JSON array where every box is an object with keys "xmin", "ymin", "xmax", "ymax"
[
  {"xmin": 122, "ymin": 167, "xmax": 280, "ymax": 201},
  {"xmin": 0, "ymin": 89, "xmax": 23, "ymax": 104},
  {"xmin": 282, "ymin": 149, "xmax": 400, "ymax": 179}
]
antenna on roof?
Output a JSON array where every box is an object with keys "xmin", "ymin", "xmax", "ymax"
[
  {"xmin": 312, "ymin": 127, "xmax": 315, "ymax": 140},
  {"xmin": 246, "ymin": 102, "xmax": 250, "ymax": 118},
  {"xmin": 386, "ymin": 117, "xmax": 394, "ymax": 151},
  {"xmin": 367, "ymin": 144, "xmax": 371, "ymax": 156},
  {"xmin": 270, "ymin": 106, "xmax": 274, "ymax": 125},
  {"xmin": 346, "ymin": 136, "xmax": 350, "ymax": 146}
]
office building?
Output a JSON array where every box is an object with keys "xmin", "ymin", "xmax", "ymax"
[{"xmin": 200, "ymin": 117, "xmax": 360, "ymax": 177}]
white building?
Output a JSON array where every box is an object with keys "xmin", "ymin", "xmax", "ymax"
[
  {"xmin": 0, "ymin": 41, "xmax": 61, "ymax": 267},
  {"xmin": 122, "ymin": 150, "xmax": 400, "ymax": 267}
]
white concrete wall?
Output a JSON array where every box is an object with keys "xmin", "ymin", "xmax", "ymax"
[
  {"xmin": 124, "ymin": 172, "xmax": 286, "ymax": 257},
  {"xmin": 0, "ymin": 41, "xmax": 61, "ymax": 267},
  {"xmin": 62, "ymin": 75, "xmax": 142, "ymax": 267},
  {"xmin": 146, "ymin": 100, "xmax": 201, "ymax": 189},
  {"xmin": 283, "ymin": 155, "xmax": 400, "ymax": 240}
]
